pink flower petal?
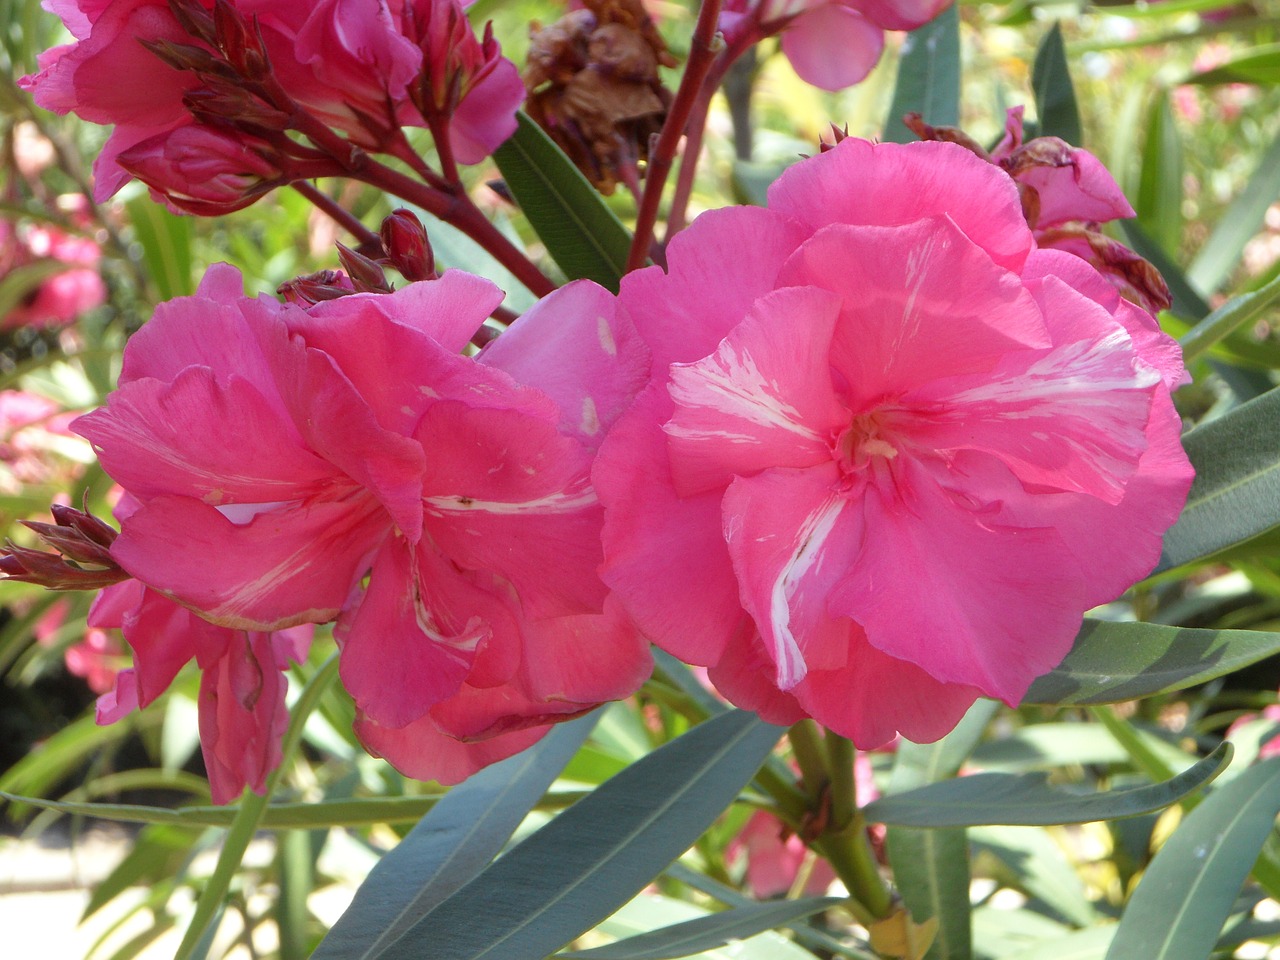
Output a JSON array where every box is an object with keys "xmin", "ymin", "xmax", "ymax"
[
  {"xmin": 767, "ymin": 139, "xmax": 1033, "ymax": 274},
  {"xmin": 519, "ymin": 598, "xmax": 653, "ymax": 704},
  {"xmin": 112, "ymin": 493, "xmax": 389, "ymax": 631},
  {"xmin": 781, "ymin": 5, "xmax": 884, "ymax": 92},
  {"xmin": 479, "ymin": 280, "xmax": 651, "ymax": 451},
  {"xmin": 354, "ymin": 709, "xmax": 547, "ymax": 785},
  {"xmin": 666, "ymin": 286, "xmax": 847, "ymax": 496}
]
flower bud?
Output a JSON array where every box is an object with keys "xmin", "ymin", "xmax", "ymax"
[
  {"xmin": 1, "ymin": 504, "xmax": 127, "ymax": 591},
  {"xmin": 278, "ymin": 270, "xmax": 357, "ymax": 305},
  {"xmin": 336, "ymin": 244, "xmax": 393, "ymax": 294},
  {"xmin": 380, "ymin": 209, "xmax": 436, "ymax": 282}
]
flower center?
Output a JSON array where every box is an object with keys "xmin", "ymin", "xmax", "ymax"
[{"xmin": 836, "ymin": 411, "xmax": 900, "ymax": 475}]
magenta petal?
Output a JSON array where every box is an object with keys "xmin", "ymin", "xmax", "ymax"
[
  {"xmin": 480, "ymin": 280, "xmax": 651, "ymax": 451},
  {"xmin": 619, "ymin": 206, "xmax": 812, "ymax": 373},
  {"xmin": 721, "ymin": 465, "xmax": 855, "ymax": 689},
  {"xmin": 706, "ymin": 629, "xmax": 807, "ymax": 728},
  {"xmin": 830, "ymin": 457, "xmax": 1087, "ymax": 701},
  {"xmin": 1018, "ymin": 147, "xmax": 1135, "ymax": 229},
  {"xmin": 75, "ymin": 368, "xmax": 334, "ymax": 504},
  {"xmin": 419, "ymin": 402, "xmax": 604, "ymax": 617},
  {"xmin": 96, "ymin": 668, "xmax": 140, "ymax": 725},
  {"xmin": 778, "ymin": 219, "xmax": 1049, "ymax": 408},
  {"xmin": 354, "ymin": 709, "xmax": 547, "ymax": 785},
  {"xmin": 781, "ymin": 5, "xmax": 884, "ymax": 92},
  {"xmin": 666, "ymin": 286, "xmax": 846, "ymax": 495},
  {"xmin": 198, "ymin": 631, "xmax": 291, "ymax": 804},
  {"xmin": 767, "ymin": 139, "xmax": 1033, "ymax": 274},
  {"xmin": 596, "ymin": 384, "xmax": 749, "ymax": 666},
  {"xmin": 338, "ymin": 537, "xmax": 484, "ymax": 729},
  {"xmin": 449, "ymin": 57, "xmax": 524, "ymax": 164},
  {"xmin": 113, "ymin": 493, "xmax": 388, "ymax": 630},
  {"xmin": 855, "ymin": 0, "xmax": 952, "ymax": 31}
]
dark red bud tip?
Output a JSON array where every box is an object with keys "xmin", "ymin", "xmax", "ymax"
[
  {"xmin": 213, "ymin": 0, "xmax": 272, "ymax": 79},
  {"xmin": 380, "ymin": 209, "xmax": 436, "ymax": 282},
  {"xmin": 278, "ymin": 269, "xmax": 357, "ymax": 305}
]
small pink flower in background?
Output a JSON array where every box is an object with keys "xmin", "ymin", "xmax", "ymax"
[
  {"xmin": 0, "ymin": 390, "xmax": 89, "ymax": 491},
  {"xmin": 91, "ymin": 576, "xmax": 312, "ymax": 804},
  {"xmin": 19, "ymin": 0, "xmax": 524, "ymax": 203},
  {"xmin": 1227, "ymin": 703, "xmax": 1280, "ymax": 761},
  {"xmin": 1, "ymin": 212, "xmax": 106, "ymax": 331},
  {"xmin": 720, "ymin": 0, "xmax": 951, "ymax": 92},
  {"xmin": 64, "ymin": 629, "xmax": 126, "ymax": 696},
  {"xmin": 595, "ymin": 137, "xmax": 1193, "ymax": 749},
  {"xmin": 75, "ymin": 264, "xmax": 650, "ymax": 788}
]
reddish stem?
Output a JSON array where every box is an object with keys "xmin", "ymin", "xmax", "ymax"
[
  {"xmin": 627, "ymin": 0, "xmax": 725, "ymax": 273},
  {"xmin": 292, "ymin": 180, "xmax": 381, "ymax": 247}
]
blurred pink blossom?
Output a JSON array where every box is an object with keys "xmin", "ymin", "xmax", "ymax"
[
  {"xmin": 595, "ymin": 138, "xmax": 1193, "ymax": 748},
  {"xmin": 1, "ymin": 216, "xmax": 106, "ymax": 330}
]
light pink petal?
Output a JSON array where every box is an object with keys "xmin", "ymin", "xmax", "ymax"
[
  {"xmin": 665, "ymin": 286, "xmax": 847, "ymax": 496},
  {"xmin": 1017, "ymin": 147, "xmax": 1134, "ymax": 229},
  {"xmin": 596, "ymin": 384, "xmax": 749, "ymax": 666},
  {"xmin": 338, "ymin": 537, "xmax": 488, "ymax": 729},
  {"xmin": 519, "ymin": 598, "xmax": 652, "ymax": 704},
  {"xmin": 354, "ymin": 709, "xmax": 547, "ymax": 785},
  {"xmin": 419, "ymin": 402, "xmax": 603, "ymax": 617},
  {"xmin": 767, "ymin": 139, "xmax": 1033, "ymax": 274},
  {"xmin": 479, "ymin": 280, "xmax": 651, "ymax": 451},
  {"xmin": 619, "ymin": 206, "xmax": 813, "ymax": 373},
  {"xmin": 721, "ymin": 465, "xmax": 856, "ymax": 690},
  {"xmin": 830, "ymin": 456, "xmax": 1088, "ymax": 701},
  {"xmin": 96, "ymin": 668, "xmax": 140, "ymax": 725},
  {"xmin": 781, "ymin": 5, "xmax": 884, "ymax": 92},
  {"xmin": 777, "ymin": 218, "xmax": 1049, "ymax": 409},
  {"xmin": 903, "ymin": 279, "xmax": 1157, "ymax": 503},
  {"xmin": 854, "ymin": 0, "xmax": 952, "ymax": 31},
  {"xmin": 75, "ymin": 368, "xmax": 335, "ymax": 504},
  {"xmin": 113, "ymin": 493, "xmax": 389, "ymax": 630},
  {"xmin": 198, "ymin": 631, "xmax": 291, "ymax": 804},
  {"xmin": 450, "ymin": 57, "xmax": 525, "ymax": 164}
]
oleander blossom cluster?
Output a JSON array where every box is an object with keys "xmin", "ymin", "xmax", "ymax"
[
  {"xmin": 593, "ymin": 136, "xmax": 1194, "ymax": 748},
  {"xmin": 74, "ymin": 266, "xmax": 652, "ymax": 798},
  {"xmin": 18, "ymin": 0, "xmax": 524, "ymax": 209}
]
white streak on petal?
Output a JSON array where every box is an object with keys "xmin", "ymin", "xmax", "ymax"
[{"xmin": 770, "ymin": 496, "xmax": 844, "ymax": 690}]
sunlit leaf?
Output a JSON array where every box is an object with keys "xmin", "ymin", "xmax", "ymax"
[{"xmin": 882, "ymin": 4, "xmax": 960, "ymax": 142}]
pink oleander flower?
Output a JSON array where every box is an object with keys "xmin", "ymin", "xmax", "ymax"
[
  {"xmin": 720, "ymin": 0, "xmax": 951, "ymax": 92},
  {"xmin": 19, "ymin": 0, "xmax": 523, "ymax": 201},
  {"xmin": 906, "ymin": 108, "xmax": 1172, "ymax": 316},
  {"xmin": 594, "ymin": 137, "xmax": 1194, "ymax": 748},
  {"xmin": 74, "ymin": 265, "xmax": 651, "ymax": 785},
  {"xmin": 1, "ymin": 217, "xmax": 106, "ymax": 330},
  {"xmin": 91, "ymin": 576, "xmax": 312, "ymax": 803}
]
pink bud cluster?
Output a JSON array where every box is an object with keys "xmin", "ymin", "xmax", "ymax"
[{"xmin": 19, "ymin": 0, "xmax": 525, "ymax": 214}]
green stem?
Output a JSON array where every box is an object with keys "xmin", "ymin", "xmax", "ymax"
[
  {"xmin": 789, "ymin": 719, "xmax": 830, "ymax": 799},
  {"xmin": 826, "ymin": 731, "xmax": 856, "ymax": 832}
]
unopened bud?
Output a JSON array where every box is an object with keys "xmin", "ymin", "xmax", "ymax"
[
  {"xmin": 380, "ymin": 209, "xmax": 436, "ymax": 282},
  {"xmin": 168, "ymin": 0, "xmax": 219, "ymax": 48},
  {"xmin": 337, "ymin": 243, "xmax": 393, "ymax": 294},
  {"xmin": 278, "ymin": 270, "xmax": 357, "ymax": 305},
  {"xmin": 213, "ymin": 0, "xmax": 271, "ymax": 80},
  {"xmin": 1, "ymin": 504, "xmax": 128, "ymax": 591}
]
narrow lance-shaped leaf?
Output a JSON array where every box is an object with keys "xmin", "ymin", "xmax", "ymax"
[
  {"xmin": 1156, "ymin": 384, "xmax": 1280, "ymax": 572},
  {"xmin": 863, "ymin": 743, "xmax": 1230, "ymax": 827},
  {"xmin": 1026, "ymin": 619, "xmax": 1280, "ymax": 706},
  {"xmin": 557, "ymin": 897, "xmax": 844, "ymax": 960},
  {"xmin": 312, "ymin": 712, "xmax": 600, "ymax": 960},
  {"xmin": 882, "ymin": 4, "xmax": 961, "ymax": 143},
  {"xmin": 1104, "ymin": 756, "xmax": 1280, "ymax": 960},
  {"xmin": 373, "ymin": 710, "xmax": 784, "ymax": 960},
  {"xmin": 1134, "ymin": 91, "xmax": 1182, "ymax": 257},
  {"xmin": 1031, "ymin": 23, "xmax": 1082, "ymax": 144},
  {"xmin": 493, "ymin": 112, "xmax": 633, "ymax": 292}
]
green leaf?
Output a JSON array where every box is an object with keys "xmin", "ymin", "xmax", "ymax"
[
  {"xmin": 1156, "ymin": 385, "xmax": 1280, "ymax": 572},
  {"xmin": 492, "ymin": 112, "xmax": 633, "ymax": 292},
  {"xmin": 862, "ymin": 743, "xmax": 1230, "ymax": 827},
  {"xmin": 1134, "ymin": 92, "xmax": 1182, "ymax": 256},
  {"xmin": 374, "ymin": 711, "xmax": 783, "ymax": 960},
  {"xmin": 885, "ymin": 702, "xmax": 996, "ymax": 960},
  {"xmin": 125, "ymin": 195, "xmax": 194, "ymax": 300},
  {"xmin": 971, "ymin": 724, "xmax": 1129, "ymax": 771},
  {"xmin": 1186, "ymin": 130, "xmax": 1280, "ymax": 295},
  {"xmin": 996, "ymin": 925, "xmax": 1114, "ymax": 960},
  {"xmin": 1104, "ymin": 756, "xmax": 1280, "ymax": 960},
  {"xmin": 1178, "ymin": 271, "xmax": 1280, "ymax": 369},
  {"xmin": 313, "ymin": 712, "xmax": 599, "ymax": 960},
  {"xmin": 558, "ymin": 898, "xmax": 843, "ymax": 960},
  {"xmin": 882, "ymin": 4, "xmax": 961, "ymax": 142},
  {"xmin": 1031, "ymin": 24, "xmax": 1082, "ymax": 144},
  {"xmin": 1027, "ymin": 619, "xmax": 1280, "ymax": 706},
  {"xmin": 1184, "ymin": 43, "xmax": 1280, "ymax": 86}
]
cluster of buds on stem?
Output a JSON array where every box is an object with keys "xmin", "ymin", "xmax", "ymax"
[
  {"xmin": 0, "ymin": 502, "xmax": 128, "ymax": 591},
  {"xmin": 279, "ymin": 209, "xmax": 436, "ymax": 304}
]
